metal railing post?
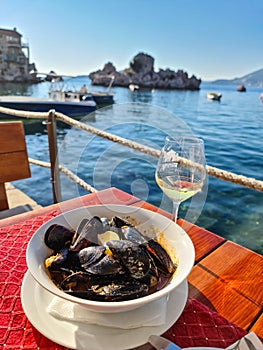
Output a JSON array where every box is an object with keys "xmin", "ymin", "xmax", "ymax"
[{"xmin": 46, "ymin": 109, "xmax": 62, "ymax": 203}]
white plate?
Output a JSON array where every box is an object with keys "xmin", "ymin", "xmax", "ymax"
[{"xmin": 21, "ymin": 271, "xmax": 188, "ymax": 350}]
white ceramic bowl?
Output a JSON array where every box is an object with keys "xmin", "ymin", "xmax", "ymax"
[{"xmin": 26, "ymin": 204, "xmax": 195, "ymax": 313}]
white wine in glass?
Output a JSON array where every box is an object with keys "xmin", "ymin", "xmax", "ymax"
[{"xmin": 155, "ymin": 136, "xmax": 206, "ymax": 222}]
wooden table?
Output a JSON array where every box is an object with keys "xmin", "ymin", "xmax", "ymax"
[{"xmin": 1, "ymin": 187, "xmax": 262, "ymax": 340}]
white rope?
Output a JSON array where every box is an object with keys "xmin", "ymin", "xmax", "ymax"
[
  {"xmin": 0, "ymin": 106, "xmax": 49, "ymax": 119},
  {"xmin": 55, "ymin": 112, "xmax": 160, "ymax": 157},
  {"xmin": 55, "ymin": 112, "xmax": 263, "ymax": 192},
  {"xmin": 28, "ymin": 158, "xmax": 97, "ymax": 193}
]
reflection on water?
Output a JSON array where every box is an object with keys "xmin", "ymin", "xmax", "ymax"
[
  {"xmin": 4, "ymin": 80, "xmax": 263, "ymax": 255},
  {"xmin": 0, "ymin": 82, "xmax": 35, "ymax": 96},
  {"xmin": 129, "ymin": 89, "xmax": 154, "ymax": 104}
]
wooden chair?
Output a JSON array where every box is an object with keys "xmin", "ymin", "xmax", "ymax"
[{"xmin": 0, "ymin": 121, "xmax": 31, "ymax": 216}]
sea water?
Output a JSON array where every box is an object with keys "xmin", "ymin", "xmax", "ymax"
[{"xmin": 1, "ymin": 77, "xmax": 263, "ymax": 254}]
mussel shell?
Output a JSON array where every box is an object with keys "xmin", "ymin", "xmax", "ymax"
[
  {"xmin": 106, "ymin": 240, "xmax": 151, "ymax": 279},
  {"xmin": 48, "ymin": 267, "xmax": 73, "ymax": 286},
  {"xmin": 86, "ymin": 254, "xmax": 124, "ymax": 275},
  {"xmin": 70, "ymin": 216, "xmax": 103, "ymax": 252},
  {"xmin": 79, "ymin": 246, "xmax": 124, "ymax": 275},
  {"xmin": 44, "ymin": 224, "xmax": 75, "ymax": 252},
  {"xmin": 61, "ymin": 272, "xmax": 149, "ymax": 301},
  {"xmin": 121, "ymin": 225, "xmax": 148, "ymax": 245},
  {"xmin": 111, "ymin": 216, "xmax": 131, "ymax": 228},
  {"xmin": 147, "ymin": 239, "xmax": 177, "ymax": 277},
  {"xmin": 100, "ymin": 217, "xmax": 111, "ymax": 231},
  {"xmin": 78, "ymin": 246, "xmax": 106, "ymax": 267},
  {"xmin": 90, "ymin": 280, "xmax": 149, "ymax": 301},
  {"xmin": 60, "ymin": 271, "xmax": 92, "ymax": 291},
  {"xmin": 45, "ymin": 246, "xmax": 69, "ymax": 269}
]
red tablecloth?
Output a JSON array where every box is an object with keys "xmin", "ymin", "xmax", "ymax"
[{"xmin": 0, "ymin": 211, "xmax": 247, "ymax": 350}]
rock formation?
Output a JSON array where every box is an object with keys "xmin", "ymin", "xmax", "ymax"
[{"xmin": 89, "ymin": 52, "xmax": 201, "ymax": 90}]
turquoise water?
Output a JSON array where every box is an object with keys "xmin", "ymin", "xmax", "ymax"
[{"xmin": 1, "ymin": 78, "xmax": 263, "ymax": 254}]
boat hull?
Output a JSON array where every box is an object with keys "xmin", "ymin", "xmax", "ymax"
[
  {"xmin": 0, "ymin": 100, "xmax": 96, "ymax": 118},
  {"xmin": 91, "ymin": 92, "xmax": 114, "ymax": 106}
]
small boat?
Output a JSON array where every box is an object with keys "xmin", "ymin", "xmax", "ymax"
[
  {"xmin": 86, "ymin": 90, "xmax": 114, "ymax": 106},
  {"xmin": 50, "ymin": 86, "xmax": 114, "ymax": 107},
  {"xmin": 207, "ymin": 92, "xmax": 222, "ymax": 101},
  {"xmin": 259, "ymin": 93, "xmax": 263, "ymax": 102},
  {"xmin": 61, "ymin": 78, "xmax": 115, "ymax": 107},
  {"xmin": 237, "ymin": 84, "xmax": 246, "ymax": 92},
  {"xmin": 0, "ymin": 91, "xmax": 97, "ymax": 119},
  {"xmin": 129, "ymin": 84, "xmax": 140, "ymax": 91}
]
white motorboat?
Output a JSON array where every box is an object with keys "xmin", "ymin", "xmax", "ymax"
[{"xmin": 207, "ymin": 92, "xmax": 222, "ymax": 101}]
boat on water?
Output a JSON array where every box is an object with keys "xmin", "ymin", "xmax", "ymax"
[
  {"xmin": 237, "ymin": 84, "xmax": 246, "ymax": 92},
  {"xmin": 58, "ymin": 85, "xmax": 114, "ymax": 107},
  {"xmin": 129, "ymin": 84, "xmax": 140, "ymax": 91},
  {"xmin": 0, "ymin": 92, "xmax": 97, "ymax": 118},
  {"xmin": 90, "ymin": 90, "xmax": 114, "ymax": 106},
  {"xmin": 207, "ymin": 92, "xmax": 222, "ymax": 101}
]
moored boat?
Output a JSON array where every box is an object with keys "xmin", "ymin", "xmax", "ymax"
[
  {"xmin": 207, "ymin": 92, "xmax": 222, "ymax": 101},
  {"xmin": 90, "ymin": 90, "xmax": 114, "ymax": 106},
  {"xmin": 237, "ymin": 84, "xmax": 246, "ymax": 92},
  {"xmin": 0, "ymin": 93, "xmax": 97, "ymax": 118},
  {"xmin": 51, "ymin": 88, "xmax": 114, "ymax": 108},
  {"xmin": 129, "ymin": 84, "xmax": 140, "ymax": 91}
]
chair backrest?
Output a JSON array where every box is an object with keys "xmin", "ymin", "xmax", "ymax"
[{"xmin": 0, "ymin": 121, "xmax": 31, "ymax": 210}]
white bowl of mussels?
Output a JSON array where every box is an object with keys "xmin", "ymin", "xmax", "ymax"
[{"xmin": 26, "ymin": 204, "xmax": 195, "ymax": 313}]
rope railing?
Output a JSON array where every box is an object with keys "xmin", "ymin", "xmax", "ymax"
[
  {"xmin": 55, "ymin": 112, "xmax": 263, "ymax": 192},
  {"xmin": 28, "ymin": 158, "xmax": 98, "ymax": 193},
  {"xmin": 1, "ymin": 105, "xmax": 263, "ymax": 193}
]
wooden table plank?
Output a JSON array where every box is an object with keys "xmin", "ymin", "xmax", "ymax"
[
  {"xmin": 178, "ymin": 218, "xmax": 226, "ymax": 262},
  {"xmin": 188, "ymin": 265, "xmax": 261, "ymax": 330},
  {"xmin": 199, "ymin": 241, "xmax": 263, "ymax": 306},
  {"xmin": 250, "ymin": 313, "xmax": 263, "ymax": 339}
]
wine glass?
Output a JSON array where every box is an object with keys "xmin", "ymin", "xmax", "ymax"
[{"xmin": 155, "ymin": 135, "xmax": 206, "ymax": 222}]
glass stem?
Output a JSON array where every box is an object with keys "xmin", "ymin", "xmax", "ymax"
[{"xmin": 172, "ymin": 201, "xmax": 180, "ymax": 222}]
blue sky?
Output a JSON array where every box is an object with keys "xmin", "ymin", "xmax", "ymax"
[{"xmin": 1, "ymin": 0, "xmax": 262, "ymax": 80}]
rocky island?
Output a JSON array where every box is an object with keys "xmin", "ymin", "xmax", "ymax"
[{"xmin": 89, "ymin": 52, "xmax": 201, "ymax": 90}]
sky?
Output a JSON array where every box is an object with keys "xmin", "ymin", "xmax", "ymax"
[{"xmin": 1, "ymin": 0, "xmax": 262, "ymax": 81}]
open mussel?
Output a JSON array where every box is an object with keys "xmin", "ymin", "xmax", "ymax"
[
  {"xmin": 119, "ymin": 224, "xmax": 176, "ymax": 278},
  {"xmin": 70, "ymin": 216, "xmax": 104, "ymax": 252},
  {"xmin": 147, "ymin": 239, "xmax": 176, "ymax": 277},
  {"xmin": 106, "ymin": 239, "xmax": 152, "ymax": 279},
  {"xmin": 89, "ymin": 278, "xmax": 149, "ymax": 301},
  {"xmin": 78, "ymin": 246, "xmax": 125, "ymax": 275},
  {"xmin": 62, "ymin": 273, "xmax": 149, "ymax": 301}
]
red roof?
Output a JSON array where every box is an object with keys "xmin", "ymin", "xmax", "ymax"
[{"xmin": 0, "ymin": 28, "xmax": 22, "ymax": 37}]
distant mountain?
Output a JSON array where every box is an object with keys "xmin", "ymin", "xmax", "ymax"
[{"xmin": 211, "ymin": 68, "xmax": 263, "ymax": 87}]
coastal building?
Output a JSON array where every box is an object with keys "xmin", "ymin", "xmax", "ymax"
[{"xmin": 0, "ymin": 27, "xmax": 37, "ymax": 82}]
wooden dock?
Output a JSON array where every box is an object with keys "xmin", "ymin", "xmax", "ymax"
[{"xmin": 5, "ymin": 183, "xmax": 42, "ymax": 210}]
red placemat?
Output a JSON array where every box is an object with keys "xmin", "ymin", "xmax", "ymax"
[
  {"xmin": 0, "ymin": 211, "xmax": 247, "ymax": 350},
  {"xmin": 163, "ymin": 298, "xmax": 247, "ymax": 349}
]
